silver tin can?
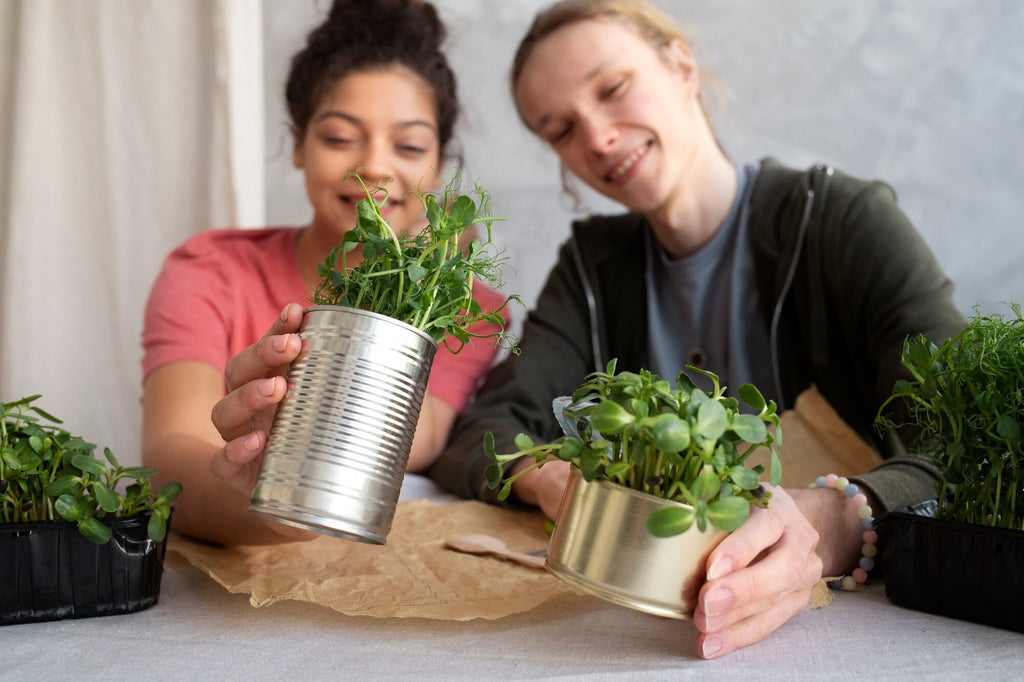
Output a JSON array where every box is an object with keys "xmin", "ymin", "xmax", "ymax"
[
  {"xmin": 546, "ymin": 466, "xmax": 727, "ymax": 618},
  {"xmin": 249, "ymin": 306, "xmax": 436, "ymax": 544}
]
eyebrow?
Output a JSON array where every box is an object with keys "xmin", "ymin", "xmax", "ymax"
[
  {"xmin": 531, "ymin": 60, "xmax": 610, "ymax": 132},
  {"xmin": 314, "ymin": 110, "xmax": 437, "ymax": 132}
]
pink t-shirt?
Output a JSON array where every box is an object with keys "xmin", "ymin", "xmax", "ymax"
[{"xmin": 142, "ymin": 227, "xmax": 510, "ymax": 412}]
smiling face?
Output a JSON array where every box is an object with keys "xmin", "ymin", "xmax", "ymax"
[
  {"xmin": 293, "ymin": 67, "xmax": 442, "ymax": 243},
  {"xmin": 514, "ymin": 18, "xmax": 714, "ymax": 217}
]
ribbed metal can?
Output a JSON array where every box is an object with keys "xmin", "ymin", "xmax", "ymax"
[
  {"xmin": 249, "ymin": 306, "xmax": 436, "ymax": 544},
  {"xmin": 546, "ymin": 466, "xmax": 727, "ymax": 619}
]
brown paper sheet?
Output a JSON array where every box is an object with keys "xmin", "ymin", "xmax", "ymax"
[
  {"xmin": 169, "ymin": 499, "xmax": 594, "ymax": 620},
  {"xmin": 169, "ymin": 386, "xmax": 878, "ymax": 619}
]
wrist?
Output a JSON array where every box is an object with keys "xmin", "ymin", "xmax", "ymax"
[{"xmin": 812, "ymin": 474, "xmax": 878, "ymax": 590}]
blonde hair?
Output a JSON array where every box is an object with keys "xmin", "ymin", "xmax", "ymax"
[
  {"xmin": 510, "ymin": 0, "xmax": 720, "ymax": 208},
  {"xmin": 511, "ymin": 0, "xmax": 715, "ymax": 128}
]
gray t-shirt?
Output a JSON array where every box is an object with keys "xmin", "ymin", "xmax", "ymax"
[{"xmin": 643, "ymin": 163, "xmax": 775, "ymax": 405}]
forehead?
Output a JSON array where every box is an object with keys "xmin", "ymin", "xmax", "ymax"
[
  {"xmin": 313, "ymin": 67, "xmax": 438, "ymax": 129},
  {"xmin": 515, "ymin": 19, "xmax": 661, "ymax": 124}
]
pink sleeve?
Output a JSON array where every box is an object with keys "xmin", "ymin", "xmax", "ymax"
[
  {"xmin": 141, "ymin": 236, "xmax": 231, "ymax": 381},
  {"xmin": 425, "ymin": 284, "xmax": 512, "ymax": 413}
]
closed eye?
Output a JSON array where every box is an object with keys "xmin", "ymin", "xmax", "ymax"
[
  {"xmin": 549, "ymin": 123, "xmax": 574, "ymax": 146},
  {"xmin": 602, "ymin": 76, "xmax": 628, "ymax": 99}
]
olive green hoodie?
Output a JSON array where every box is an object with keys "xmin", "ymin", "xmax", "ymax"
[{"xmin": 430, "ymin": 158, "xmax": 964, "ymax": 514}]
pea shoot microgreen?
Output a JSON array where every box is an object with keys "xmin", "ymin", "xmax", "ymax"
[
  {"xmin": 312, "ymin": 171, "xmax": 520, "ymax": 353},
  {"xmin": 876, "ymin": 303, "xmax": 1024, "ymax": 530}
]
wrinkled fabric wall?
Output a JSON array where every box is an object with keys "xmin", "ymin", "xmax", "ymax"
[
  {"xmin": 265, "ymin": 0, "xmax": 1024, "ymax": 317},
  {"xmin": 0, "ymin": 0, "xmax": 264, "ymax": 463}
]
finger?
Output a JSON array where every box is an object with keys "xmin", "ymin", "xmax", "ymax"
[
  {"xmin": 696, "ymin": 588, "xmax": 811, "ymax": 659},
  {"xmin": 209, "ymin": 430, "xmax": 266, "ymax": 493},
  {"xmin": 705, "ymin": 487, "xmax": 808, "ymax": 581},
  {"xmin": 224, "ymin": 305, "xmax": 304, "ymax": 391},
  {"xmin": 212, "ymin": 375, "xmax": 287, "ymax": 441},
  {"xmin": 694, "ymin": 544, "xmax": 822, "ymax": 634}
]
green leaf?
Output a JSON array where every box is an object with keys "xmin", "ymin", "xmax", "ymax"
[
  {"xmin": 483, "ymin": 431, "xmax": 496, "ymax": 460},
  {"xmin": 148, "ymin": 512, "xmax": 168, "ymax": 542},
  {"xmin": 497, "ymin": 482, "xmax": 512, "ymax": 501},
  {"xmin": 645, "ymin": 506, "xmax": 695, "ymax": 537},
  {"xmin": 769, "ymin": 450, "xmax": 782, "ymax": 486},
  {"xmin": 737, "ymin": 384, "xmax": 766, "ymax": 412},
  {"xmin": 651, "ymin": 416, "xmax": 691, "ymax": 453},
  {"xmin": 123, "ymin": 466, "xmax": 159, "ymax": 479},
  {"xmin": 695, "ymin": 400, "xmax": 727, "ymax": 440},
  {"xmin": 557, "ymin": 437, "xmax": 583, "ymax": 460},
  {"xmin": 55, "ymin": 494, "xmax": 82, "ymax": 522},
  {"xmin": 157, "ymin": 480, "xmax": 183, "ymax": 502},
  {"xmin": 996, "ymin": 415, "xmax": 1021, "ymax": 443},
  {"xmin": 589, "ymin": 400, "xmax": 634, "ymax": 434},
  {"xmin": 406, "ymin": 264, "xmax": 429, "ymax": 282},
  {"xmin": 728, "ymin": 466, "xmax": 760, "ymax": 490},
  {"xmin": 92, "ymin": 482, "xmax": 121, "ymax": 513},
  {"xmin": 71, "ymin": 454, "xmax": 107, "ymax": 476},
  {"xmin": 605, "ymin": 461, "xmax": 631, "ymax": 478},
  {"xmin": 485, "ymin": 463, "xmax": 503, "ymax": 489},
  {"xmin": 513, "ymin": 433, "xmax": 535, "ymax": 451},
  {"xmin": 706, "ymin": 496, "xmax": 750, "ymax": 532},
  {"xmin": 79, "ymin": 517, "xmax": 112, "ymax": 545},
  {"xmin": 690, "ymin": 467, "xmax": 720, "ymax": 501},
  {"xmin": 729, "ymin": 414, "xmax": 767, "ymax": 443}
]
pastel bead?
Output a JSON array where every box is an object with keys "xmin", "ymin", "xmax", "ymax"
[{"xmin": 819, "ymin": 473, "xmax": 876, "ymax": 592}]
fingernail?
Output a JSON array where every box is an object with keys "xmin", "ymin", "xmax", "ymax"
[
  {"xmin": 243, "ymin": 432, "xmax": 261, "ymax": 451},
  {"xmin": 701, "ymin": 636, "xmax": 722, "ymax": 659},
  {"xmin": 704, "ymin": 586, "xmax": 732, "ymax": 617},
  {"xmin": 258, "ymin": 377, "xmax": 277, "ymax": 396},
  {"xmin": 707, "ymin": 556, "xmax": 734, "ymax": 581},
  {"xmin": 281, "ymin": 305, "xmax": 291, "ymax": 321},
  {"xmin": 273, "ymin": 334, "xmax": 290, "ymax": 352}
]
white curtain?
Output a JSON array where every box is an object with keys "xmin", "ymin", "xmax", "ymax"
[{"xmin": 0, "ymin": 0, "xmax": 265, "ymax": 465}]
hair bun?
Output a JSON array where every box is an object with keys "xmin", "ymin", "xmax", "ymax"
[{"xmin": 325, "ymin": 0, "xmax": 446, "ymax": 52}]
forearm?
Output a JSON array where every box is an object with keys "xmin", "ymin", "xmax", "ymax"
[{"xmin": 145, "ymin": 433, "xmax": 310, "ymax": 545}]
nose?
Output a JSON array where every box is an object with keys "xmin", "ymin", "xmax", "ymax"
[
  {"xmin": 581, "ymin": 113, "xmax": 618, "ymax": 156},
  {"xmin": 359, "ymin": 139, "xmax": 394, "ymax": 188}
]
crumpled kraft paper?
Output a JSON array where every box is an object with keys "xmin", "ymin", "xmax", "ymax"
[
  {"xmin": 169, "ymin": 386, "xmax": 872, "ymax": 620},
  {"xmin": 168, "ymin": 499, "xmax": 595, "ymax": 620}
]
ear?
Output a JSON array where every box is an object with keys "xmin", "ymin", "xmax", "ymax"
[
  {"xmin": 292, "ymin": 134, "xmax": 305, "ymax": 170},
  {"xmin": 665, "ymin": 39, "xmax": 701, "ymax": 93}
]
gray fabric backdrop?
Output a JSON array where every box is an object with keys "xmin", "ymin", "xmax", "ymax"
[{"xmin": 263, "ymin": 0, "xmax": 1024, "ymax": 323}]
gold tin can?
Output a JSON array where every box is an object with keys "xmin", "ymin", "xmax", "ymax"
[{"xmin": 546, "ymin": 466, "xmax": 726, "ymax": 618}]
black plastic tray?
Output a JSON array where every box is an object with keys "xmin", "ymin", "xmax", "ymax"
[
  {"xmin": 0, "ymin": 513, "xmax": 168, "ymax": 625},
  {"xmin": 876, "ymin": 499, "xmax": 1024, "ymax": 633}
]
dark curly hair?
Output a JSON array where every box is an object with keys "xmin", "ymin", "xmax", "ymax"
[{"xmin": 285, "ymin": 0, "xmax": 459, "ymax": 159}]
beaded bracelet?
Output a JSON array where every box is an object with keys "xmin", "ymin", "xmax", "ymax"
[{"xmin": 814, "ymin": 473, "xmax": 877, "ymax": 591}]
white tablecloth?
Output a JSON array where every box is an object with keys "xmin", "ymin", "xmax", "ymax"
[{"xmin": 3, "ymin": 476, "xmax": 1021, "ymax": 680}]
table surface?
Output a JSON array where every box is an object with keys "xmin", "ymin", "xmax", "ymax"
[{"xmin": 3, "ymin": 476, "xmax": 1021, "ymax": 681}]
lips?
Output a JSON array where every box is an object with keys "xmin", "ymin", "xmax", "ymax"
[{"xmin": 605, "ymin": 141, "xmax": 652, "ymax": 185}]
